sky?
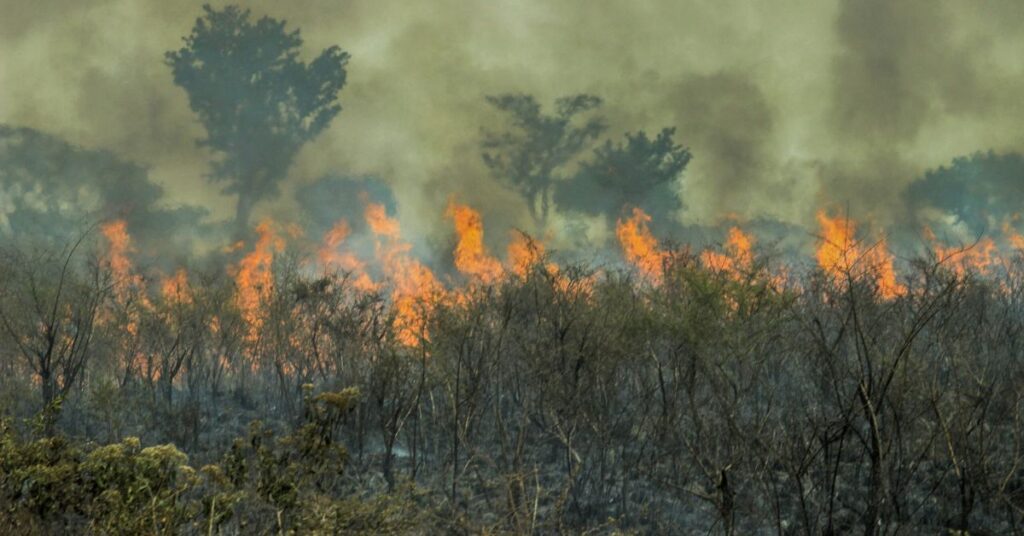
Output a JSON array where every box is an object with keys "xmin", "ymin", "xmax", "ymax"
[{"xmin": 2, "ymin": 0, "xmax": 1024, "ymax": 248}]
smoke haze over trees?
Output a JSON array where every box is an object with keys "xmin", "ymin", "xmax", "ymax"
[{"xmin": 5, "ymin": 1, "xmax": 1024, "ymax": 533}]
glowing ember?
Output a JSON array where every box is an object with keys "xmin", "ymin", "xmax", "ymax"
[{"xmin": 616, "ymin": 207, "xmax": 668, "ymax": 283}]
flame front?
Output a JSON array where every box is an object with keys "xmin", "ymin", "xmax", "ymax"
[
  {"xmin": 160, "ymin": 268, "xmax": 192, "ymax": 305},
  {"xmin": 318, "ymin": 218, "xmax": 376, "ymax": 291},
  {"xmin": 366, "ymin": 203, "xmax": 442, "ymax": 346},
  {"xmin": 507, "ymin": 230, "xmax": 547, "ymax": 278},
  {"xmin": 816, "ymin": 211, "xmax": 904, "ymax": 299},
  {"xmin": 701, "ymin": 226, "xmax": 754, "ymax": 278},
  {"xmin": 447, "ymin": 200, "xmax": 503, "ymax": 283},
  {"xmin": 232, "ymin": 220, "xmax": 285, "ymax": 350},
  {"xmin": 616, "ymin": 207, "xmax": 668, "ymax": 282}
]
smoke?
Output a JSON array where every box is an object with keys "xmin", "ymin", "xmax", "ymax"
[
  {"xmin": 903, "ymin": 152, "xmax": 1024, "ymax": 243},
  {"xmin": 0, "ymin": 125, "xmax": 209, "ymax": 262},
  {"xmin": 2, "ymin": 0, "xmax": 1024, "ymax": 255}
]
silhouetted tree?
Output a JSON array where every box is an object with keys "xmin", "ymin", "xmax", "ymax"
[
  {"xmin": 556, "ymin": 128, "xmax": 691, "ymax": 222},
  {"xmin": 481, "ymin": 94, "xmax": 605, "ymax": 227},
  {"xmin": 166, "ymin": 5, "xmax": 349, "ymax": 236}
]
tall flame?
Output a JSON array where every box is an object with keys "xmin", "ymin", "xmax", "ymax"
[
  {"xmin": 101, "ymin": 219, "xmax": 152, "ymax": 310},
  {"xmin": 816, "ymin": 211, "xmax": 904, "ymax": 299},
  {"xmin": 365, "ymin": 203, "xmax": 442, "ymax": 346},
  {"xmin": 507, "ymin": 230, "xmax": 546, "ymax": 278},
  {"xmin": 616, "ymin": 207, "xmax": 668, "ymax": 283},
  {"xmin": 101, "ymin": 220, "xmax": 133, "ymax": 290},
  {"xmin": 447, "ymin": 200, "xmax": 503, "ymax": 283},
  {"xmin": 233, "ymin": 220, "xmax": 285, "ymax": 348}
]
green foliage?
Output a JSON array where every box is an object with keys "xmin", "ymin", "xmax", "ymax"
[{"xmin": 0, "ymin": 387, "xmax": 434, "ymax": 534}]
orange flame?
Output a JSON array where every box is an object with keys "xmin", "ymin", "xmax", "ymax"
[
  {"xmin": 318, "ymin": 218, "xmax": 376, "ymax": 291},
  {"xmin": 365, "ymin": 203, "xmax": 442, "ymax": 346},
  {"xmin": 616, "ymin": 207, "xmax": 668, "ymax": 283},
  {"xmin": 100, "ymin": 219, "xmax": 151, "ymax": 377},
  {"xmin": 232, "ymin": 220, "xmax": 285, "ymax": 348},
  {"xmin": 816, "ymin": 211, "xmax": 904, "ymax": 299},
  {"xmin": 446, "ymin": 200, "xmax": 503, "ymax": 283},
  {"xmin": 925, "ymin": 226, "xmax": 999, "ymax": 276},
  {"xmin": 101, "ymin": 220, "xmax": 134, "ymax": 289},
  {"xmin": 160, "ymin": 268, "xmax": 192, "ymax": 305},
  {"xmin": 507, "ymin": 230, "xmax": 547, "ymax": 278},
  {"xmin": 366, "ymin": 203, "xmax": 401, "ymax": 240},
  {"xmin": 701, "ymin": 226, "xmax": 754, "ymax": 278},
  {"xmin": 1003, "ymin": 219, "xmax": 1024, "ymax": 252}
]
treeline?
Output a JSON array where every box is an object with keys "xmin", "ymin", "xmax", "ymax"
[{"xmin": 3, "ymin": 238, "xmax": 1024, "ymax": 534}]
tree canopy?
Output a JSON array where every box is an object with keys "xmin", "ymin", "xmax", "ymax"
[
  {"xmin": 166, "ymin": 4, "xmax": 350, "ymax": 235},
  {"xmin": 556, "ymin": 127, "xmax": 691, "ymax": 222},
  {"xmin": 480, "ymin": 94, "xmax": 606, "ymax": 227}
]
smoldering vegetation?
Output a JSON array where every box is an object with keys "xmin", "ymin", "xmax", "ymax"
[
  {"xmin": 4, "ymin": 1, "xmax": 1024, "ymax": 534},
  {"xmin": 6, "ymin": 232, "xmax": 1024, "ymax": 533}
]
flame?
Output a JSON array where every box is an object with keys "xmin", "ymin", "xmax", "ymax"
[
  {"xmin": 366, "ymin": 203, "xmax": 401, "ymax": 240},
  {"xmin": 318, "ymin": 218, "xmax": 376, "ymax": 291},
  {"xmin": 447, "ymin": 200, "xmax": 503, "ymax": 283},
  {"xmin": 507, "ymin": 230, "xmax": 547, "ymax": 278},
  {"xmin": 232, "ymin": 220, "xmax": 285, "ymax": 348},
  {"xmin": 925, "ymin": 226, "xmax": 999, "ymax": 276},
  {"xmin": 101, "ymin": 220, "xmax": 134, "ymax": 289},
  {"xmin": 701, "ymin": 226, "xmax": 754, "ymax": 278},
  {"xmin": 365, "ymin": 203, "xmax": 442, "ymax": 346},
  {"xmin": 100, "ymin": 219, "xmax": 153, "ymax": 378},
  {"xmin": 160, "ymin": 268, "xmax": 192, "ymax": 305},
  {"xmin": 100, "ymin": 219, "xmax": 152, "ymax": 309},
  {"xmin": 1003, "ymin": 219, "xmax": 1024, "ymax": 252},
  {"xmin": 816, "ymin": 211, "xmax": 904, "ymax": 299},
  {"xmin": 616, "ymin": 207, "xmax": 668, "ymax": 283}
]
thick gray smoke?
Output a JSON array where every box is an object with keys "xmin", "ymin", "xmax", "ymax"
[{"xmin": 2, "ymin": 0, "xmax": 1024, "ymax": 260}]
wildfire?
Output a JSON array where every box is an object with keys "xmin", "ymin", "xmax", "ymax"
[
  {"xmin": 925, "ymin": 226, "xmax": 1000, "ymax": 276},
  {"xmin": 100, "ymin": 219, "xmax": 151, "ymax": 377},
  {"xmin": 447, "ymin": 200, "xmax": 503, "ymax": 283},
  {"xmin": 365, "ymin": 203, "xmax": 442, "ymax": 346},
  {"xmin": 816, "ymin": 211, "xmax": 904, "ymax": 299},
  {"xmin": 507, "ymin": 230, "xmax": 547, "ymax": 278},
  {"xmin": 616, "ymin": 207, "xmax": 668, "ymax": 283},
  {"xmin": 318, "ymin": 218, "xmax": 376, "ymax": 291},
  {"xmin": 160, "ymin": 268, "xmax": 192, "ymax": 305},
  {"xmin": 1003, "ymin": 219, "xmax": 1024, "ymax": 252},
  {"xmin": 366, "ymin": 202, "xmax": 401, "ymax": 240},
  {"xmin": 701, "ymin": 226, "xmax": 754, "ymax": 278},
  {"xmin": 232, "ymin": 220, "xmax": 285, "ymax": 348}
]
